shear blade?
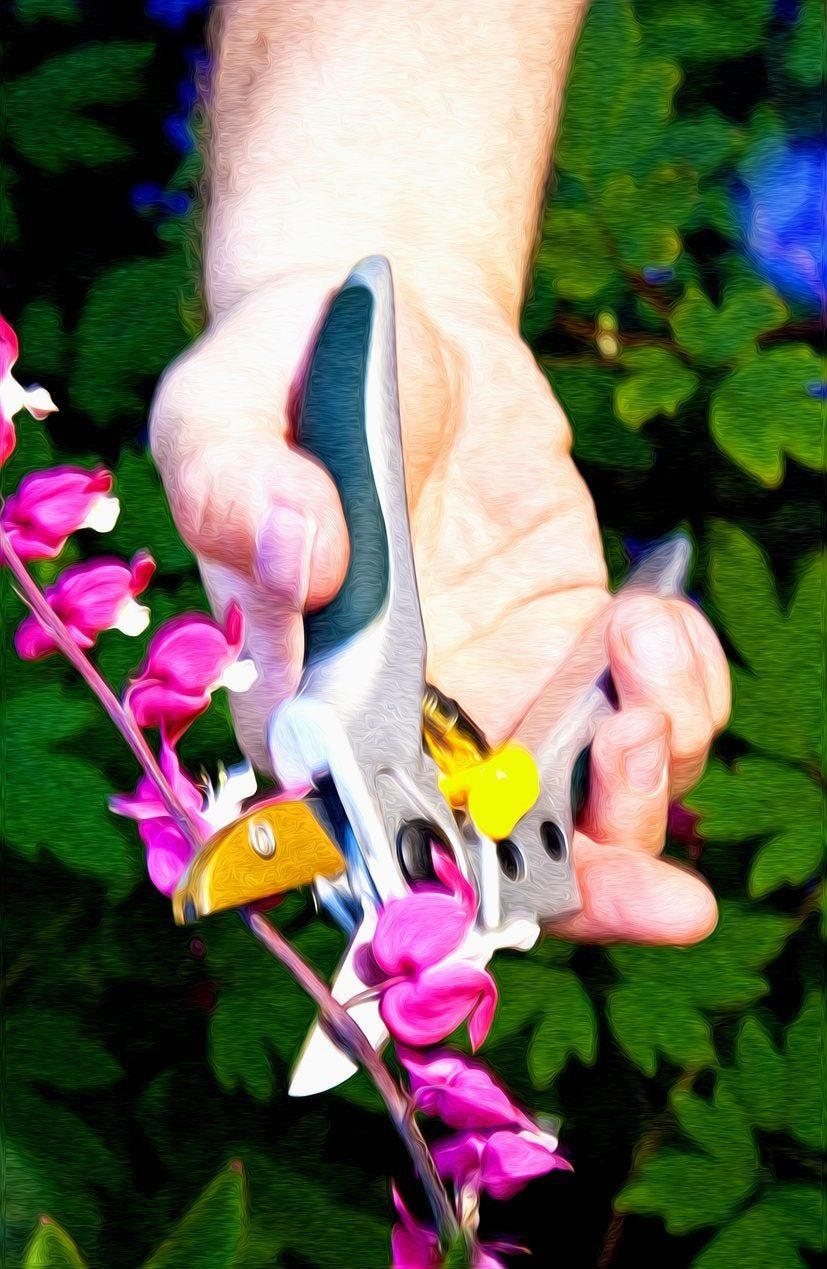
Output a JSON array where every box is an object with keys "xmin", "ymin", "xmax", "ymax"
[{"xmin": 288, "ymin": 917, "xmax": 388, "ymax": 1097}]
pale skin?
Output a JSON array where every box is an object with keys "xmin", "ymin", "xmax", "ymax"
[{"xmin": 150, "ymin": 0, "xmax": 731, "ymax": 945}]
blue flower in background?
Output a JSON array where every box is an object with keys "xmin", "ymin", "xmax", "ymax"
[
  {"xmin": 132, "ymin": 182, "xmax": 193, "ymax": 217},
  {"xmin": 737, "ymin": 139, "xmax": 826, "ymax": 310},
  {"xmin": 146, "ymin": 0, "xmax": 209, "ymax": 29}
]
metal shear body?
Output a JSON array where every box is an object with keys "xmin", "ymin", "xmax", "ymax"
[{"xmin": 173, "ymin": 255, "xmax": 690, "ymax": 1097}]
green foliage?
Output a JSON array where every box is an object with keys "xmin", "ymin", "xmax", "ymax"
[
  {"xmin": 6, "ymin": 44, "xmax": 154, "ymax": 174},
  {"xmin": 2, "ymin": 1, "xmax": 823, "ymax": 1266}
]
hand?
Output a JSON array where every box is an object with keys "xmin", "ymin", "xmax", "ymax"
[{"xmin": 150, "ymin": 265, "xmax": 730, "ymax": 948}]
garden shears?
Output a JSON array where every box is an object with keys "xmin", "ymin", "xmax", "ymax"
[{"xmin": 172, "ymin": 256, "xmax": 690, "ymax": 1097}]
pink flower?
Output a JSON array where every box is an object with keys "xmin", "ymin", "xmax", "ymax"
[
  {"xmin": 0, "ymin": 313, "xmax": 57, "ymax": 467},
  {"xmin": 390, "ymin": 1186, "xmax": 441, "ymax": 1268},
  {"xmin": 433, "ymin": 1128, "xmax": 571, "ymax": 1202},
  {"xmin": 15, "ymin": 552, "xmax": 155, "ymax": 659},
  {"xmin": 368, "ymin": 849, "xmax": 498, "ymax": 1050},
  {"xmin": 1, "ymin": 466, "xmax": 119, "ymax": 561},
  {"xmin": 111, "ymin": 741, "xmax": 209, "ymax": 895},
  {"xmin": 125, "ymin": 602, "xmax": 257, "ymax": 740},
  {"xmin": 399, "ymin": 1050, "xmax": 534, "ymax": 1133}
]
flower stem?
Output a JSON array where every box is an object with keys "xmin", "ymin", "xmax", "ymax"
[
  {"xmin": 242, "ymin": 908, "xmax": 459, "ymax": 1245},
  {"xmin": 2, "ymin": 528, "xmax": 459, "ymax": 1248}
]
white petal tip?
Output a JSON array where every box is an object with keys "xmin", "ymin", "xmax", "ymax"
[
  {"xmin": 220, "ymin": 657, "xmax": 258, "ymax": 694},
  {"xmin": 23, "ymin": 386, "xmax": 58, "ymax": 419},
  {"xmin": 82, "ymin": 495, "xmax": 120, "ymax": 534},
  {"xmin": 114, "ymin": 599, "xmax": 151, "ymax": 637}
]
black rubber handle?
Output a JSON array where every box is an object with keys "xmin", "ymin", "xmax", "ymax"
[{"xmin": 295, "ymin": 281, "xmax": 390, "ymax": 664}]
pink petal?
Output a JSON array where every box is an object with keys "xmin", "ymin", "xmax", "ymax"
[
  {"xmin": 1, "ymin": 467, "xmax": 114, "ymax": 562},
  {"xmin": 400, "ymin": 1050, "xmax": 533, "ymax": 1132},
  {"xmin": 473, "ymin": 1250, "xmax": 507, "ymax": 1269},
  {"xmin": 111, "ymin": 741, "xmax": 205, "ymax": 825},
  {"xmin": 372, "ymin": 891, "xmax": 471, "ymax": 975},
  {"xmin": 0, "ymin": 413, "xmax": 15, "ymax": 467},
  {"xmin": 142, "ymin": 818, "xmax": 196, "ymax": 896},
  {"xmin": 46, "ymin": 553, "xmax": 153, "ymax": 636},
  {"xmin": 478, "ymin": 1131, "xmax": 571, "ymax": 1201},
  {"xmin": 432, "ymin": 1131, "xmax": 486, "ymax": 1191},
  {"xmin": 0, "ymin": 314, "xmax": 19, "ymax": 379},
  {"xmin": 432, "ymin": 846, "xmax": 477, "ymax": 919},
  {"xmin": 468, "ymin": 978, "xmax": 498, "ymax": 1052},
  {"xmin": 126, "ymin": 677, "xmax": 211, "ymax": 739},
  {"xmin": 380, "ymin": 961, "xmax": 498, "ymax": 1048},
  {"xmin": 390, "ymin": 1186, "xmax": 441, "ymax": 1268},
  {"xmin": 14, "ymin": 613, "xmax": 57, "ymax": 660},
  {"xmin": 138, "ymin": 608, "xmax": 243, "ymax": 687}
]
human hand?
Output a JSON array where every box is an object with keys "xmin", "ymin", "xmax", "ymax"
[{"xmin": 150, "ymin": 265, "xmax": 730, "ymax": 948}]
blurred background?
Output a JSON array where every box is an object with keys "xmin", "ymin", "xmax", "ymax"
[{"xmin": 1, "ymin": 1, "xmax": 823, "ymax": 1265}]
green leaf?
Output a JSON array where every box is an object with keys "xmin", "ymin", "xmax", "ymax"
[
  {"xmin": 144, "ymin": 1162, "xmax": 247, "ymax": 1269},
  {"xmin": 108, "ymin": 446, "xmax": 196, "ymax": 575},
  {"xmin": 703, "ymin": 525, "xmax": 826, "ymax": 771},
  {"xmin": 600, "ymin": 165, "xmax": 698, "ymax": 273},
  {"xmin": 533, "ymin": 209, "xmax": 617, "ymax": 302},
  {"xmin": 607, "ymin": 903, "xmax": 791, "ymax": 1074},
  {"xmin": 71, "ymin": 256, "xmax": 192, "ymax": 424},
  {"xmin": 728, "ymin": 1018, "xmax": 787, "ymax": 1131},
  {"xmin": 635, "ymin": 0, "xmax": 773, "ymax": 59},
  {"xmin": 1, "ymin": 164, "xmax": 21, "ymax": 245},
  {"xmin": 688, "ymin": 757, "xmax": 824, "ymax": 897},
  {"xmin": 22, "ymin": 1217, "xmax": 87, "ymax": 1268},
  {"xmin": 670, "ymin": 281, "xmax": 789, "ymax": 366},
  {"xmin": 206, "ymin": 907, "xmax": 344, "ymax": 1100},
  {"xmin": 619, "ymin": 1086, "xmax": 758, "ymax": 1233},
  {"xmin": 2, "ymin": 681, "xmax": 142, "ymax": 898},
  {"xmin": 6, "ymin": 1008, "xmax": 123, "ymax": 1092},
  {"xmin": 542, "ymin": 362, "xmax": 653, "ymax": 470},
  {"xmin": 557, "ymin": 2, "xmax": 681, "ymax": 187},
  {"xmin": 710, "ymin": 345, "xmax": 826, "ymax": 485},
  {"xmin": 614, "ymin": 347, "xmax": 699, "ymax": 428},
  {"xmin": 14, "ymin": 0, "xmax": 80, "ymax": 21},
  {"xmin": 3, "ymin": 1090, "xmax": 124, "ymax": 1259},
  {"xmin": 237, "ymin": 1147, "xmax": 388, "ymax": 1268},
  {"xmin": 17, "ymin": 299, "xmax": 70, "ymax": 378},
  {"xmin": 786, "ymin": 0, "xmax": 824, "ymax": 87},
  {"xmin": 6, "ymin": 43, "xmax": 154, "ymax": 173},
  {"xmin": 692, "ymin": 1184, "xmax": 826, "ymax": 1267},
  {"xmin": 784, "ymin": 993, "xmax": 826, "ymax": 1153},
  {"xmin": 527, "ymin": 968, "xmax": 598, "ymax": 1087}
]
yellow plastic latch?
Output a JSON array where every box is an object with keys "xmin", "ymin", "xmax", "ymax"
[{"xmin": 439, "ymin": 742, "xmax": 541, "ymax": 841}]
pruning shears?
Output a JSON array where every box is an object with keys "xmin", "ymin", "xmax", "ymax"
[{"xmin": 172, "ymin": 256, "xmax": 690, "ymax": 1097}]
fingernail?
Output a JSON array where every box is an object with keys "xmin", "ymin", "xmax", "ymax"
[
  {"xmin": 256, "ymin": 505, "xmax": 317, "ymax": 605},
  {"xmin": 624, "ymin": 737, "xmax": 667, "ymax": 794}
]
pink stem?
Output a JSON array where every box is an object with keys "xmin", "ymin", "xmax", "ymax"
[
  {"xmin": 2, "ymin": 527, "xmax": 459, "ymax": 1247},
  {"xmin": 243, "ymin": 910, "xmax": 459, "ymax": 1243}
]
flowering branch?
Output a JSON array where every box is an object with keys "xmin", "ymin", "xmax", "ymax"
[{"xmin": 0, "ymin": 523, "xmax": 459, "ymax": 1249}]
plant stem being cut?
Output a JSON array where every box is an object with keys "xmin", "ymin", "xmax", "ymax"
[{"xmin": 1, "ymin": 525, "xmax": 459, "ymax": 1248}]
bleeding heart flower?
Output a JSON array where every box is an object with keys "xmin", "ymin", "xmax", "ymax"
[
  {"xmin": 390, "ymin": 1186, "xmax": 441, "ymax": 1268},
  {"xmin": 399, "ymin": 1050, "xmax": 534, "ymax": 1133},
  {"xmin": 111, "ymin": 739, "xmax": 209, "ymax": 895},
  {"xmin": 1, "ymin": 466, "xmax": 119, "ymax": 561},
  {"xmin": 368, "ymin": 849, "xmax": 498, "ymax": 1050},
  {"xmin": 125, "ymin": 602, "xmax": 257, "ymax": 740},
  {"xmin": 0, "ymin": 314, "xmax": 57, "ymax": 467},
  {"xmin": 433, "ymin": 1127, "xmax": 571, "ymax": 1202},
  {"xmin": 15, "ymin": 552, "xmax": 155, "ymax": 659}
]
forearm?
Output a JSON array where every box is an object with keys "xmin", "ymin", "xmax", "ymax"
[{"xmin": 205, "ymin": 0, "xmax": 588, "ymax": 323}]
